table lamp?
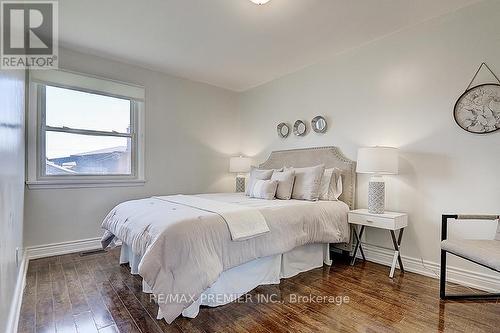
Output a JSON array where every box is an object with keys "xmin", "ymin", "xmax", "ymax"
[
  {"xmin": 229, "ymin": 156, "xmax": 251, "ymax": 192},
  {"xmin": 356, "ymin": 147, "xmax": 399, "ymax": 214}
]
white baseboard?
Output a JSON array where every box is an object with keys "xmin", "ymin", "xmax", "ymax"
[
  {"xmin": 360, "ymin": 243, "xmax": 500, "ymax": 293},
  {"xmin": 25, "ymin": 237, "xmax": 103, "ymax": 260},
  {"xmin": 6, "ymin": 250, "xmax": 28, "ymax": 333}
]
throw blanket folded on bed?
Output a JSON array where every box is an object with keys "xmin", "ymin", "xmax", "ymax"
[
  {"xmin": 100, "ymin": 193, "xmax": 349, "ymax": 324},
  {"xmin": 154, "ymin": 195, "xmax": 269, "ymax": 241}
]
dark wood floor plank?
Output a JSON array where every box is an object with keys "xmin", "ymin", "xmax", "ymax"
[
  {"xmin": 116, "ymin": 265, "xmax": 158, "ymax": 317},
  {"xmin": 35, "ymin": 325, "xmax": 55, "ymax": 333},
  {"xmin": 113, "ymin": 264, "xmax": 187, "ymax": 333},
  {"xmin": 114, "ymin": 320, "xmax": 142, "ymax": 333},
  {"xmin": 83, "ymin": 258, "xmax": 142, "ymax": 332},
  {"xmin": 35, "ymin": 261, "xmax": 55, "ymax": 332},
  {"xmin": 61, "ymin": 262, "xmax": 91, "ymax": 315},
  {"xmin": 93, "ymin": 258, "xmax": 165, "ymax": 333},
  {"xmin": 98, "ymin": 324, "xmax": 119, "ymax": 333},
  {"xmin": 73, "ymin": 311, "xmax": 99, "ymax": 333},
  {"xmin": 49, "ymin": 262, "xmax": 77, "ymax": 333},
  {"xmin": 20, "ymin": 248, "xmax": 500, "ymax": 333},
  {"xmin": 18, "ymin": 269, "xmax": 37, "ymax": 333},
  {"xmin": 74, "ymin": 261, "xmax": 115, "ymax": 329},
  {"xmin": 107, "ymin": 276, "xmax": 164, "ymax": 333}
]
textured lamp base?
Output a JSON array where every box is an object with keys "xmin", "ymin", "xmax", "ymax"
[
  {"xmin": 368, "ymin": 177, "xmax": 385, "ymax": 214},
  {"xmin": 235, "ymin": 176, "xmax": 246, "ymax": 193}
]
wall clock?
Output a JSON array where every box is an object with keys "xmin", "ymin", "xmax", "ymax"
[
  {"xmin": 454, "ymin": 83, "xmax": 500, "ymax": 134},
  {"xmin": 454, "ymin": 63, "xmax": 500, "ymax": 134}
]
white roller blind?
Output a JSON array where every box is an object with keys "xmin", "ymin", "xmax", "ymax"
[{"xmin": 30, "ymin": 69, "xmax": 145, "ymax": 101}]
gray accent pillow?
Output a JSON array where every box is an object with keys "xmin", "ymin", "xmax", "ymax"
[
  {"xmin": 245, "ymin": 167, "xmax": 274, "ymax": 196},
  {"xmin": 287, "ymin": 164, "xmax": 325, "ymax": 201},
  {"xmin": 250, "ymin": 179, "xmax": 278, "ymax": 200},
  {"xmin": 271, "ymin": 169, "xmax": 295, "ymax": 200}
]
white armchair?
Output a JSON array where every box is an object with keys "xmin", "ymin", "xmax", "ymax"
[{"xmin": 440, "ymin": 214, "xmax": 500, "ymax": 300}]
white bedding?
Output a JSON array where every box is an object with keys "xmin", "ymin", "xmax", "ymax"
[
  {"xmin": 155, "ymin": 195, "xmax": 269, "ymax": 241},
  {"xmin": 101, "ymin": 193, "xmax": 349, "ymax": 323}
]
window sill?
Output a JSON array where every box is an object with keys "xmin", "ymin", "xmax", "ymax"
[{"xmin": 26, "ymin": 179, "xmax": 146, "ymax": 189}]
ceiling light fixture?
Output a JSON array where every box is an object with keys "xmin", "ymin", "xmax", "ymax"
[{"xmin": 250, "ymin": 0, "xmax": 271, "ymax": 5}]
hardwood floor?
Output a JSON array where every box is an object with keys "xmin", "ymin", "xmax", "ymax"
[{"xmin": 18, "ymin": 247, "xmax": 499, "ymax": 333}]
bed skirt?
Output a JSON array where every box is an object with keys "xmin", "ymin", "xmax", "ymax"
[{"xmin": 119, "ymin": 242, "xmax": 325, "ymax": 320}]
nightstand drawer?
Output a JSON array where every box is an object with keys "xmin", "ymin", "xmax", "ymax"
[{"xmin": 348, "ymin": 212, "xmax": 407, "ymax": 230}]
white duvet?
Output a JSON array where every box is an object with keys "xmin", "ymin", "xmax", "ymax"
[{"xmin": 101, "ymin": 193, "xmax": 349, "ymax": 323}]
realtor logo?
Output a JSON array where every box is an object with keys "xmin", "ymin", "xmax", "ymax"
[{"xmin": 1, "ymin": 0, "xmax": 58, "ymax": 69}]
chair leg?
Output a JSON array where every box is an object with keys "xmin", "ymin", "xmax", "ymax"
[{"xmin": 440, "ymin": 250, "xmax": 446, "ymax": 299}]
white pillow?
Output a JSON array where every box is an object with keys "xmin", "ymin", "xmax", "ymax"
[
  {"xmin": 246, "ymin": 167, "xmax": 274, "ymax": 196},
  {"xmin": 330, "ymin": 170, "xmax": 343, "ymax": 200},
  {"xmin": 250, "ymin": 179, "xmax": 278, "ymax": 200},
  {"xmin": 319, "ymin": 168, "xmax": 334, "ymax": 200},
  {"xmin": 271, "ymin": 170, "xmax": 295, "ymax": 200},
  {"xmin": 319, "ymin": 168, "xmax": 343, "ymax": 201},
  {"xmin": 287, "ymin": 164, "xmax": 325, "ymax": 201}
]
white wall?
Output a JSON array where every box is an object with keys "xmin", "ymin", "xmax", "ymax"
[
  {"xmin": 239, "ymin": 0, "xmax": 500, "ymax": 277},
  {"xmin": 0, "ymin": 69, "xmax": 25, "ymax": 331},
  {"xmin": 24, "ymin": 48, "xmax": 240, "ymax": 247}
]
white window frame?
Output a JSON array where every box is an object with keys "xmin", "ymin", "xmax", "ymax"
[{"xmin": 26, "ymin": 69, "xmax": 146, "ymax": 189}]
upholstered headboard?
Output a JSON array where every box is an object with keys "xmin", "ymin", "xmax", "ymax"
[{"xmin": 259, "ymin": 146, "xmax": 356, "ymax": 209}]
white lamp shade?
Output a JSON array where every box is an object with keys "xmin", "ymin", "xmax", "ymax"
[
  {"xmin": 229, "ymin": 156, "xmax": 251, "ymax": 173},
  {"xmin": 356, "ymin": 147, "xmax": 398, "ymax": 175}
]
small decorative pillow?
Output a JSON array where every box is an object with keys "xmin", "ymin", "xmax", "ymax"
[
  {"xmin": 287, "ymin": 164, "xmax": 325, "ymax": 201},
  {"xmin": 271, "ymin": 169, "xmax": 295, "ymax": 200},
  {"xmin": 330, "ymin": 170, "xmax": 343, "ymax": 200},
  {"xmin": 250, "ymin": 179, "xmax": 278, "ymax": 200},
  {"xmin": 319, "ymin": 168, "xmax": 334, "ymax": 200},
  {"xmin": 246, "ymin": 167, "xmax": 274, "ymax": 196},
  {"xmin": 319, "ymin": 168, "xmax": 343, "ymax": 201}
]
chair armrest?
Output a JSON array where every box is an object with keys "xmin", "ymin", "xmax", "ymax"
[
  {"xmin": 441, "ymin": 214, "xmax": 499, "ymax": 241},
  {"xmin": 441, "ymin": 215, "xmax": 457, "ymax": 241},
  {"xmin": 456, "ymin": 214, "xmax": 499, "ymax": 220}
]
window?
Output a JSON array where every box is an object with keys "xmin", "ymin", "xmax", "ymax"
[{"xmin": 27, "ymin": 70, "xmax": 145, "ymax": 188}]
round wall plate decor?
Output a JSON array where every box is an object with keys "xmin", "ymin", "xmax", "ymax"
[
  {"xmin": 293, "ymin": 120, "xmax": 307, "ymax": 136},
  {"xmin": 276, "ymin": 123, "xmax": 290, "ymax": 138},
  {"xmin": 311, "ymin": 116, "xmax": 327, "ymax": 133},
  {"xmin": 454, "ymin": 83, "xmax": 500, "ymax": 134}
]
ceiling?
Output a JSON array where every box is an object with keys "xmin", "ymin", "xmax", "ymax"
[{"xmin": 59, "ymin": 0, "xmax": 480, "ymax": 91}]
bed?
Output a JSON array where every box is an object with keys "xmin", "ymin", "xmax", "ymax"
[{"xmin": 100, "ymin": 146, "xmax": 356, "ymax": 323}]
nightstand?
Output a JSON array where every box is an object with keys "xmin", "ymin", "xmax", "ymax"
[{"xmin": 348, "ymin": 209, "xmax": 408, "ymax": 278}]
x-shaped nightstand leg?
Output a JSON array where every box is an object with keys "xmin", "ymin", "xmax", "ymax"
[
  {"xmin": 389, "ymin": 228, "xmax": 405, "ymax": 278},
  {"xmin": 350, "ymin": 225, "xmax": 366, "ymax": 266}
]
